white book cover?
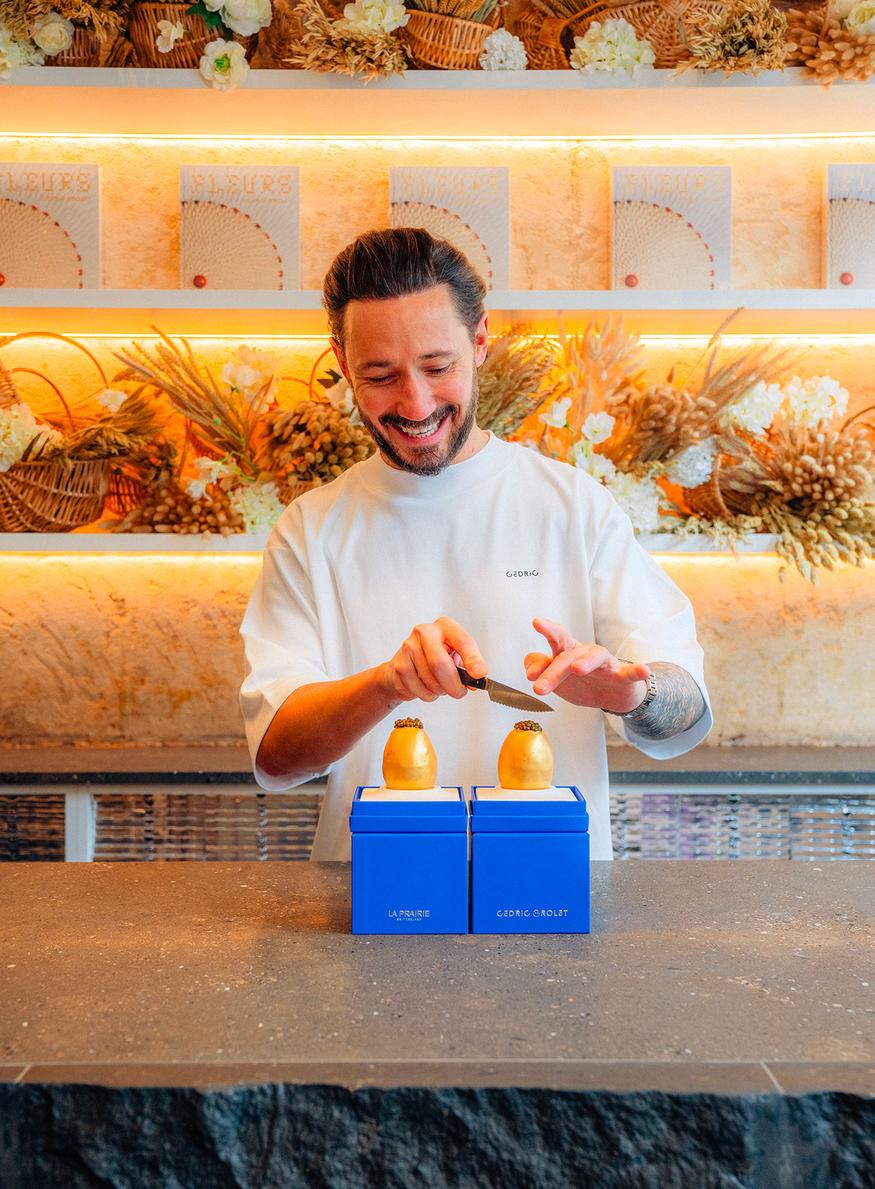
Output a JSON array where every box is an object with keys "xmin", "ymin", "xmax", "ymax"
[
  {"xmin": 611, "ymin": 166, "xmax": 732, "ymax": 291},
  {"xmin": 0, "ymin": 163, "xmax": 101, "ymax": 288},
  {"xmin": 390, "ymin": 167, "xmax": 509, "ymax": 290},
  {"xmin": 824, "ymin": 164, "xmax": 875, "ymax": 289},
  {"xmin": 179, "ymin": 165, "xmax": 300, "ymax": 290}
]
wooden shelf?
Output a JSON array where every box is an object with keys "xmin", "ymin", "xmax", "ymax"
[
  {"xmin": 3, "ymin": 67, "xmax": 875, "ymax": 139},
  {"xmin": 0, "ymin": 532, "xmax": 781, "ymax": 554},
  {"xmin": 1, "ymin": 289, "xmax": 873, "ymax": 337}
]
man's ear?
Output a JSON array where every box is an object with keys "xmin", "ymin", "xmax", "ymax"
[
  {"xmin": 330, "ymin": 337, "xmax": 351, "ymax": 384},
  {"xmin": 474, "ymin": 312, "xmax": 489, "ymax": 368}
]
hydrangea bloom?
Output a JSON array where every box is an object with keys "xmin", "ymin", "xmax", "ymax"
[
  {"xmin": 845, "ymin": 0, "xmax": 875, "ymax": 35},
  {"xmin": 720, "ymin": 380, "xmax": 784, "ymax": 435},
  {"xmin": 782, "ymin": 375, "xmax": 850, "ymax": 429},
  {"xmin": 479, "ymin": 28, "xmax": 527, "ymax": 70},
  {"xmin": 0, "ymin": 26, "xmax": 43, "ymax": 77},
  {"xmin": 570, "ymin": 18, "xmax": 655, "ymax": 78},
  {"xmin": 0, "ymin": 404, "xmax": 62, "ymax": 472},
  {"xmin": 341, "ymin": 0, "xmax": 408, "ymax": 34},
  {"xmin": 667, "ymin": 437, "xmax": 716, "ymax": 488},
  {"xmin": 229, "ymin": 478, "xmax": 284, "ymax": 533},
  {"xmin": 606, "ymin": 471, "xmax": 663, "ymax": 532}
]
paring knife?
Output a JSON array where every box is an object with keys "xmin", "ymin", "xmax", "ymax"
[{"xmin": 456, "ymin": 666, "xmax": 554, "ymax": 714}]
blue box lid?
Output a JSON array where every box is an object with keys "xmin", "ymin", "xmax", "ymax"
[
  {"xmin": 470, "ymin": 785, "xmax": 588, "ymax": 833},
  {"xmin": 349, "ymin": 786, "xmax": 468, "ymax": 834}
]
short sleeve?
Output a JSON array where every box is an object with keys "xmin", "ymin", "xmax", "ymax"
[
  {"xmin": 239, "ymin": 508, "xmax": 330, "ymax": 790},
  {"xmin": 585, "ymin": 482, "xmax": 713, "ymax": 759}
]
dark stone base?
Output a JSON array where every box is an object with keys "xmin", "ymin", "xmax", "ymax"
[{"xmin": 2, "ymin": 1085, "xmax": 873, "ymax": 1189}]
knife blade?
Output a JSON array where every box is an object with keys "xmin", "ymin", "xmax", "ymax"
[{"xmin": 456, "ymin": 666, "xmax": 554, "ymax": 714}]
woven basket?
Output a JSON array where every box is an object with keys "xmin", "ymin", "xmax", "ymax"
[
  {"xmin": 0, "ymin": 459, "xmax": 110, "ymax": 533},
  {"xmin": 129, "ymin": 2, "xmax": 255, "ymax": 68},
  {"xmin": 587, "ymin": 0, "xmax": 725, "ymax": 68},
  {"xmin": 105, "ymin": 467, "xmax": 147, "ymax": 517},
  {"xmin": 514, "ymin": 2, "xmax": 609, "ymax": 69},
  {"xmin": 402, "ymin": 9, "xmax": 500, "ymax": 70},
  {"xmin": 44, "ymin": 27, "xmax": 111, "ymax": 66}
]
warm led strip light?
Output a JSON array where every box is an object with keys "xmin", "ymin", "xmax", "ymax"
[{"xmin": 4, "ymin": 133, "xmax": 875, "ymax": 147}]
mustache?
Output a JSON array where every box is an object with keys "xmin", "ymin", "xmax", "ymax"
[{"xmin": 380, "ymin": 405, "xmax": 455, "ymax": 430}]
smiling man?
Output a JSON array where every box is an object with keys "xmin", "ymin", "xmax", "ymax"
[{"xmin": 240, "ymin": 227, "xmax": 712, "ymax": 861}]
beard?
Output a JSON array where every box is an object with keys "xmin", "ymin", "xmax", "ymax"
[{"xmin": 354, "ymin": 374, "xmax": 479, "ymax": 477}]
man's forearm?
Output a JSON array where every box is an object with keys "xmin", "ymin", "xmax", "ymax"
[
  {"xmin": 256, "ymin": 665, "xmax": 401, "ymax": 783},
  {"xmin": 621, "ymin": 662, "xmax": 706, "ymax": 741}
]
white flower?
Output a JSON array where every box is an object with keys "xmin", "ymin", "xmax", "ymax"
[
  {"xmin": 229, "ymin": 478, "xmax": 284, "ymax": 533},
  {"xmin": 342, "ymin": 0, "xmax": 408, "ymax": 34},
  {"xmin": 199, "ymin": 38, "xmax": 250, "ymax": 90},
  {"xmin": 782, "ymin": 375, "xmax": 850, "ymax": 429},
  {"xmin": 223, "ymin": 345, "xmax": 277, "ymax": 408},
  {"xmin": 581, "ymin": 411, "xmax": 615, "ymax": 445},
  {"xmin": 0, "ymin": 27, "xmax": 43, "ymax": 75},
  {"xmin": 323, "ymin": 375, "xmax": 355, "ymax": 417},
  {"xmin": 0, "ymin": 403, "xmax": 62, "ymax": 472},
  {"xmin": 221, "ymin": 0, "xmax": 273, "ymax": 36},
  {"xmin": 30, "ymin": 11, "xmax": 74, "ymax": 55},
  {"xmin": 202, "ymin": 0, "xmax": 225, "ymax": 10},
  {"xmin": 667, "ymin": 437, "xmax": 716, "ymax": 488},
  {"xmin": 185, "ymin": 455, "xmax": 235, "ymax": 500},
  {"xmin": 96, "ymin": 388, "xmax": 129, "ymax": 414},
  {"xmin": 720, "ymin": 380, "xmax": 784, "ymax": 435},
  {"xmin": 606, "ymin": 471, "xmax": 663, "ymax": 533},
  {"xmin": 570, "ymin": 439, "xmax": 616, "ymax": 482},
  {"xmin": 538, "ymin": 397, "xmax": 572, "ymax": 429},
  {"xmin": 570, "ymin": 18, "xmax": 655, "ymax": 77},
  {"xmin": 156, "ymin": 19, "xmax": 185, "ymax": 52},
  {"xmin": 479, "ymin": 28, "xmax": 527, "ymax": 70},
  {"xmin": 845, "ymin": 0, "xmax": 875, "ymax": 34},
  {"xmin": 832, "ymin": 0, "xmax": 858, "ymax": 19}
]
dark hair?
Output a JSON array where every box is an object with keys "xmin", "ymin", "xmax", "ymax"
[{"xmin": 323, "ymin": 227, "xmax": 487, "ymax": 350}]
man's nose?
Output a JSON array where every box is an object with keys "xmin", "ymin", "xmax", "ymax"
[{"xmin": 394, "ymin": 371, "xmax": 435, "ymax": 419}]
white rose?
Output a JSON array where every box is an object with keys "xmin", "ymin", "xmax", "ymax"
[
  {"xmin": 845, "ymin": 0, "xmax": 875, "ymax": 34},
  {"xmin": 221, "ymin": 0, "xmax": 272, "ymax": 35},
  {"xmin": 199, "ymin": 38, "xmax": 250, "ymax": 90},
  {"xmin": 30, "ymin": 12, "xmax": 74, "ymax": 55},
  {"xmin": 832, "ymin": 0, "xmax": 860, "ymax": 21}
]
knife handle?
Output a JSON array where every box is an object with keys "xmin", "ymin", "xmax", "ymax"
[{"xmin": 456, "ymin": 666, "xmax": 488, "ymax": 691}]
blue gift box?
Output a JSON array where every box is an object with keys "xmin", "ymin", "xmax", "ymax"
[
  {"xmin": 470, "ymin": 786, "xmax": 590, "ymax": 935},
  {"xmin": 349, "ymin": 786, "xmax": 469, "ymax": 935}
]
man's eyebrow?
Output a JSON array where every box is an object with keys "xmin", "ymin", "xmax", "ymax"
[{"xmin": 358, "ymin": 350, "xmax": 457, "ymax": 371}]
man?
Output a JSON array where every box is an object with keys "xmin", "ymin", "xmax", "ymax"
[{"xmin": 240, "ymin": 227, "xmax": 711, "ymax": 860}]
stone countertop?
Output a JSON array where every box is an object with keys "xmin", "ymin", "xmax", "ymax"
[{"xmin": 0, "ymin": 860, "xmax": 872, "ymax": 1095}]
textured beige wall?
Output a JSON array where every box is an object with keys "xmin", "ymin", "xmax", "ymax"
[{"xmin": 0, "ymin": 552, "xmax": 870, "ymax": 751}]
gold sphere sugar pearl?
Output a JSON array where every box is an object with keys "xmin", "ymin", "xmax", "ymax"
[
  {"xmin": 514, "ymin": 720, "xmax": 543, "ymax": 732},
  {"xmin": 394, "ymin": 717, "xmax": 424, "ymax": 729}
]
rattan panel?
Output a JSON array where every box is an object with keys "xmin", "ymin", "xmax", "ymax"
[{"xmin": 0, "ymin": 794, "xmax": 66, "ymax": 861}]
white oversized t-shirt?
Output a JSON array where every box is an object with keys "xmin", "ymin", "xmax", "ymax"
[{"xmin": 240, "ymin": 434, "xmax": 712, "ymax": 861}]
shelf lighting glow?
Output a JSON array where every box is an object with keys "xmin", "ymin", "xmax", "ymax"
[{"xmin": 4, "ymin": 133, "xmax": 875, "ymax": 147}]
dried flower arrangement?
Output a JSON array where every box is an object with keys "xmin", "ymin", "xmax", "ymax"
[
  {"xmin": 0, "ymin": 0, "xmax": 130, "ymax": 69},
  {"xmin": 475, "ymin": 326, "xmax": 565, "ymax": 439},
  {"xmin": 677, "ymin": 0, "xmax": 793, "ymax": 75},
  {"xmin": 509, "ymin": 319, "xmax": 874, "ymax": 580},
  {"xmin": 111, "ymin": 331, "xmax": 287, "ymax": 533},
  {"xmin": 287, "ymin": 0, "xmax": 410, "ymax": 79},
  {"xmin": 786, "ymin": 3, "xmax": 875, "ymax": 83},
  {"xmin": 0, "ymin": 331, "xmax": 161, "ymax": 531}
]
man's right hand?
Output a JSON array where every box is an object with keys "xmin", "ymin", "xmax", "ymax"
[{"xmin": 379, "ymin": 617, "xmax": 488, "ymax": 704}]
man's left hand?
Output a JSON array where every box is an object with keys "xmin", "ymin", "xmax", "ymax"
[{"xmin": 524, "ymin": 617, "xmax": 649, "ymax": 715}]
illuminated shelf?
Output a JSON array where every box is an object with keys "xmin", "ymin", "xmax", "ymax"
[
  {"xmin": 3, "ymin": 67, "xmax": 875, "ymax": 139},
  {"xmin": 0, "ymin": 532, "xmax": 781, "ymax": 554},
  {"xmin": 2, "ymin": 289, "xmax": 874, "ymax": 337}
]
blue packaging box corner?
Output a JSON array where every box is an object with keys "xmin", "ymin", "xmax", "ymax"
[
  {"xmin": 470, "ymin": 785, "xmax": 590, "ymax": 934},
  {"xmin": 350, "ymin": 785, "xmax": 469, "ymax": 935}
]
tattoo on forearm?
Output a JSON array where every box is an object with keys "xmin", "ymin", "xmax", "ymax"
[{"xmin": 623, "ymin": 662, "xmax": 706, "ymax": 742}]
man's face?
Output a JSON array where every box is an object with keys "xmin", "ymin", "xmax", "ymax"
[{"xmin": 333, "ymin": 284, "xmax": 488, "ymax": 476}]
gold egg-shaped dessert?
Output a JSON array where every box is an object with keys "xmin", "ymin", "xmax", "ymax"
[
  {"xmin": 382, "ymin": 718, "xmax": 438, "ymax": 791},
  {"xmin": 497, "ymin": 720, "xmax": 554, "ymax": 791}
]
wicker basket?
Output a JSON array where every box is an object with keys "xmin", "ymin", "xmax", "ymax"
[
  {"xmin": 44, "ymin": 27, "xmax": 111, "ymax": 66},
  {"xmin": 514, "ymin": 2, "xmax": 609, "ymax": 70},
  {"xmin": 129, "ymin": 2, "xmax": 256, "ymax": 68},
  {"xmin": 0, "ymin": 459, "xmax": 110, "ymax": 533},
  {"xmin": 402, "ymin": 8, "xmax": 500, "ymax": 70},
  {"xmin": 105, "ymin": 467, "xmax": 147, "ymax": 518},
  {"xmin": 591, "ymin": 0, "xmax": 726, "ymax": 68}
]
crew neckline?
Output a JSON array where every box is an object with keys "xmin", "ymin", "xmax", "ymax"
[{"xmin": 357, "ymin": 431, "xmax": 515, "ymax": 501}]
